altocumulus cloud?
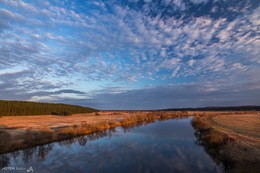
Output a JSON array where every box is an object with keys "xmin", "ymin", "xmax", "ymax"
[{"xmin": 0, "ymin": 0, "xmax": 259, "ymax": 109}]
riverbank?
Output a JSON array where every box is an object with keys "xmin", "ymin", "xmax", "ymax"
[
  {"xmin": 191, "ymin": 112, "xmax": 260, "ymax": 172},
  {"xmin": 0, "ymin": 116, "xmax": 222, "ymax": 173},
  {"xmin": 0, "ymin": 111, "xmax": 190, "ymax": 154},
  {"xmin": 1, "ymin": 110, "xmax": 259, "ymax": 172}
]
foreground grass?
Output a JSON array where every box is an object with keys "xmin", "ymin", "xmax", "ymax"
[
  {"xmin": 0, "ymin": 111, "xmax": 189, "ymax": 154},
  {"xmin": 192, "ymin": 113, "xmax": 260, "ymax": 172}
]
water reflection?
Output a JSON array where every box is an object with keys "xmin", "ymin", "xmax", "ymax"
[
  {"xmin": 0, "ymin": 118, "xmax": 222, "ymax": 173},
  {"xmin": 194, "ymin": 131, "xmax": 260, "ymax": 173},
  {"xmin": 0, "ymin": 155, "xmax": 9, "ymax": 168}
]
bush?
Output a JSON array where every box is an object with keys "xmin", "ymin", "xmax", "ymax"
[
  {"xmin": 206, "ymin": 131, "xmax": 224, "ymax": 146},
  {"xmin": 192, "ymin": 116, "xmax": 211, "ymax": 131},
  {"xmin": 0, "ymin": 131, "xmax": 12, "ymax": 152},
  {"xmin": 59, "ymin": 111, "xmax": 71, "ymax": 116}
]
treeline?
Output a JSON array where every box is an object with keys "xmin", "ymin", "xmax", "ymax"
[
  {"xmin": 162, "ymin": 105, "xmax": 260, "ymax": 111},
  {"xmin": 0, "ymin": 100, "xmax": 98, "ymax": 116}
]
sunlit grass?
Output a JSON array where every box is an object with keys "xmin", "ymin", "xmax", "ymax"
[{"xmin": 0, "ymin": 111, "xmax": 190, "ymax": 154}]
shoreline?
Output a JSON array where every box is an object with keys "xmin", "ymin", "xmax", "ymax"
[
  {"xmin": 1, "ymin": 110, "xmax": 259, "ymax": 172},
  {"xmin": 191, "ymin": 113, "xmax": 260, "ymax": 172},
  {"xmin": 0, "ymin": 111, "xmax": 190, "ymax": 154}
]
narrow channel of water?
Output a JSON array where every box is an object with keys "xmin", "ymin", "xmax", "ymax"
[{"xmin": 0, "ymin": 117, "xmax": 222, "ymax": 173}]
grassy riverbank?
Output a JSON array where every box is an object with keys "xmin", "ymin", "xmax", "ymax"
[
  {"xmin": 0, "ymin": 111, "xmax": 190, "ymax": 154},
  {"xmin": 191, "ymin": 112, "xmax": 260, "ymax": 172},
  {"xmin": 1, "ymin": 110, "xmax": 259, "ymax": 173}
]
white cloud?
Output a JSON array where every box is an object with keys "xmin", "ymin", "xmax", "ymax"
[
  {"xmin": 0, "ymin": 9, "xmax": 24, "ymax": 21},
  {"xmin": 249, "ymin": 7, "xmax": 260, "ymax": 25},
  {"xmin": 0, "ymin": 0, "xmax": 37, "ymax": 13},
  {"xmin": 188, "ymin": 59, "xmax": 196, "ymax": 66},
  {"xmin": 171, "ymin": 66, "xmax": 181, "ymax": 78},
  {"xmin": 0, "ymin": 0, "xmax": 259, "ymax": 108},
  {"xmin": 160, "ymin": 58, "xmax": 181, "ymax": 69}
]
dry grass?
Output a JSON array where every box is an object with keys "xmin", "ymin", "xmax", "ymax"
[
  {"xmin": 0, "ymin": 130, "xmax": 12, "ymax": 151},
  {"xmin": 206, "ymin": 131, "xmax": 224, "ymax": 145},
  {"xmin": 0, "ymin": 111, "xmax": 191, "ymax": 154},
  {"xmin": 192, "ymin": 115, "xmax": 225, "ymax": 147},
  {"xmin": 209, "ymin": 113, "xmax": 260, "ymax": 148},
  {"xmin": 3, "ymin": 110, "xmax": 256, "ymax": 155},
  {"xmin": 192, "ymin": 116, "xmax": 211, "ymax": 131},
  {"xmin": 192, "ymin": 111, "xmax": 260, "ymax": 171},
  {"xmin": 39, "ymin": 125, "xmax": 54, "ymax": 133}
]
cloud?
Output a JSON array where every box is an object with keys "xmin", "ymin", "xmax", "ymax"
[
  {"xmin": 0, "ymin": 9, "xmax": 25, "ymax": 22},
  {"xmin": 0, "ymin": 0, "xmax": 37, "ymax": 13},
  {"xmin": 52, "ymin": 79, "xmax": 260, "ymax": 110},
  {"xmin": 0, "ymin": 0, "xmax": 259, "ymax": 109}
]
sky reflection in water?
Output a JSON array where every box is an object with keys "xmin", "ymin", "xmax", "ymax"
[{"xmin": 0, "ymin": 117, "xmax": 222, "ymax": 173}]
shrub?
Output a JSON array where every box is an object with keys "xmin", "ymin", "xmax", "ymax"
[
  {"xmin": 135, "ymin": 114, "xmax": 143, "ymax": 121},
  {"xmin": 58, "ymin": 127, "xmax": 76, "ymax": 138},
  {"xmin": 108, "ymin": 120, "xmax": 121, "ymax": 128},
  {"xmin": 59, "ymin": 111, "xmax": 71, "ymax": 116},
  {"xmin": 38, "ymin": 126, "xmax": 54, "ymax": 141},
  {"xmin": 0, "ymin": 131, "xmax": 12, "ymax": 152},
  {"xmin": 192, "ymin": 116, "xmax": 211, "ymax": 131},
  {"xmin": 23, "ymin": 129, "xmax": 38, "ymax": 145},
  {"xmin": 206, "ymin": 131, "xmax": 224, "ymax": 146},
  {"xmin": 39, "ymin": 126, "xmax": 54, "ymax": 133}
]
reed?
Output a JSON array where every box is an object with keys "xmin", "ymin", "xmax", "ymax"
[{"xmin": 0, "ymin": 111, "xmax": 190, "ymax": 154}]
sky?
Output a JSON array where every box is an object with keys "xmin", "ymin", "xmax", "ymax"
[{"xmin": 0, "ymin": 0, "xmax": 259, "ymax": 110}]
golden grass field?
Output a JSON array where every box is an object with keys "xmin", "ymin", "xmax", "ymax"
[
  {"xmin": 208, "ymin": 113, "xmax": 260, "ymax": 149},
  {"xmin": 0, "ymin": 111, "xmax": 124, "ymax": 136},
  {"xmin": 0, "ymin": 111, "xmax": 191, "ymax": 153},
  {"xmin": 0, "ymin": 111, "xmax": 259, "ymax": 157},
  {"xmin": 0, "ymin": 111, "xmax": 147, "ymax": 143},
  {"xmin": 192, "ymin": 111, "xmax": 260, "ymax": 172}
]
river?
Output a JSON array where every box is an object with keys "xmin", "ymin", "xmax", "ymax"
[{"xmin": 0, "ymin": 117, "xmax": 222, "ymax": 173}]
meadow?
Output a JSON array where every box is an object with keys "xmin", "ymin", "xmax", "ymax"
[
  {"xmin": 192, "ymin": 111, "xmax": 260, "ymax": 172},
  {"xmin": 0, "ymin": 111, "xmax": 190, "ymax": 154},
  {"xmin": 1, "ymin": 108, "xmax": 259, "ymax": 172}
]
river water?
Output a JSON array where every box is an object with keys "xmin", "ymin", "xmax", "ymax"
[{"xmin": 0, "ymin": 117, "xmax": 222, "ymax": 173}]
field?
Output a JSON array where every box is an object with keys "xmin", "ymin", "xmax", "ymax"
[
  {"xmin": 0, "ymin": 112, "xmax": 125, "ymax": 137},
  {"xmin": 0, "ymin": 111, "xmax": 190, "ymax": 154},
  {"xmin": 192, "ymin": 111, "xmax": 260, "ymax": 172},
  {"xmin": 1, "ymin": 110, "xmax": 259, "ymax": 170},
  {"xmin": 209, "ymin": 113, "xmax": 260, "ymax": 148}
]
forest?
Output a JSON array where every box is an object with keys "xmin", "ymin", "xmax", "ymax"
[
  {"xmin": 162, "ymin": 105, "xmax": 260, "ymax": 111},
  {"xmin": 0, "ymin": 100, "xmax": 98, "ymax": 116}
]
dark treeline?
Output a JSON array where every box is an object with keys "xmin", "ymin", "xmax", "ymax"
[
  {"xmin": 0, "ymin": 100, "xmax": 98, "ymax": 116},
  {"xmin": 162, "ymin": 105, "xmax": 260, "ymax": 111}
]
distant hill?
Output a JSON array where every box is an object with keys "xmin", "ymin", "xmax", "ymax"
[
  {"xmin": 0, "ymin": 100, "xmax": 98, "ymax": 116},
  {"xmin": 161, "ymin": 106, "xmax": 260, "ymax": 111}
]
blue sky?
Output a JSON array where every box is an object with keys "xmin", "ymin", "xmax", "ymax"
[{"xmin": 0, "ymin": 0, "xmax": 259, "ymax": 110}]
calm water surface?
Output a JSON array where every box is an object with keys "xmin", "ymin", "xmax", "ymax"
[{"xmin": 0, "ymin": 117, "xmax": 222, "ymax": 173}]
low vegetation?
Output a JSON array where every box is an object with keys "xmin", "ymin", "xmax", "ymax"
[
  {"xmin": 0, "ymin": 130, "xmax": 12, "ymax": 152},
  {"xmin": 192, "ymin": 113, "xmax": 260, "ymax": 172},
  {"xmin": 0, "ymin": 111, "xmax": 190, "ymax": 154},
  {"xmin": 192, "ymin": 115, "xmax": 225, "ymax": 147},
  {"xmin": 0, "ymin": 100, "xmax": 98, "ymax": 116}
]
